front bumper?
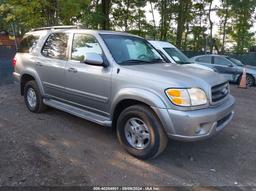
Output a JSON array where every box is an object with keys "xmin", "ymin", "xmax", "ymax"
[{"xmin": 153, "ymin": 95, "xmax": 235, "ymax": 141}]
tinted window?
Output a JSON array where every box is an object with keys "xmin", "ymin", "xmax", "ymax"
[
  {"xmin": 101, "ymin": 34, "xmax": 163, "ymax": 65},
  {"xmin": 71, "ymin": 34, "xmax": 102, "ymax": 61},
  {"xmin": 18, "ymin": 35, "xmax": 39, "ymax": 53},
  {"xmin": 196, "ymin": 56, "xmax": 212, "ymax": 63},
  {"xmin": 214, "ymin": 57, "xmax": 232, "ymax": 66},
  {"xmin": 42, "ymin": 33, "xmax": 68, "ymax": 60}
]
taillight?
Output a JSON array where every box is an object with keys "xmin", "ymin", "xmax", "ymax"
[{"xmin": 12, "ymin": 56, "xmax": 17, "ymax": 67}]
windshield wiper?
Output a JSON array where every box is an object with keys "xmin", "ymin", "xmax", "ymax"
[
  {"xmin": 119, "ymin": 58, "xmax": 164, "ymax": 65},
  {"xmin": 119, "ymin": 59, "xmax": 152, "ymax": 65},
  {"xmin": 177, "ymin": 61, "xmax": 192, "ymax": 64},
  {"xmin": 149, "ymin": 58, "xmax": 164, "ymax": 63}
]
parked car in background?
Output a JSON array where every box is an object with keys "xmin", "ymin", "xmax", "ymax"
[
  {"xmin": 13, "ymin": 26, "xmax": 235, "ymax": 159},
  {"xmin": 190, "ymin": 54, "xmax": 256, "ymax": 87},
  {"xmin": 149, "ymin": 41, "xmax": 214, "ymax": 72}
]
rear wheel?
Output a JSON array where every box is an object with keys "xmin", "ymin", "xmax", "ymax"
[
  {"xmin": 24, "ymin": 81, "xmax": 47, "ymax": 113},
  {"xmin": 116, "ymin": 105, "xmax": 168, "ymax": 159}
]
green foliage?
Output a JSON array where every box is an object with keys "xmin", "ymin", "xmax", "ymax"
[
  {"xmin": 0, "ymin": 0, "xmax": 256, "ymax": 53},
  {"xmin": 0, "ymin": 0, "xmax": 90, "ymax": 34},
  {"xmin": 229, "ymin": 0, "xmax": 256, "ymax": 53}
]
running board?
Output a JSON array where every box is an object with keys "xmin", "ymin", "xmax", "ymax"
[{"xmin": 43, "ymin": 99, "xmax": 112, "ymax": 127}]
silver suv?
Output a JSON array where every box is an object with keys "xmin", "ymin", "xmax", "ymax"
[{"xmin": 13, "ymin": 26, "xmax": 235, "ymax": 159}]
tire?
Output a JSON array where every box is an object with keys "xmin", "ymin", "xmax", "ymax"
[
  {"xmin": 246, "ymin": 74, "xmax": 255, "ymax": 87},
  {"xmin": 116, "ymin": 105, "xmax": 168, "ymax": 159},
  {"xmin": 24, "ymin": 80, "xmax": 47, "ymax": 113},
  {"xmin": 238, "ymin": 74, "xmax": 255, "ymax": 87}
]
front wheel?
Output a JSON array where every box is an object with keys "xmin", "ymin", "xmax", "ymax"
[
  {"xmin": 116, "ymin": 105, "xmax": 168, "ymax": 159},
  {"xmin": 246, "ymin": 74, "xmax": 255, "ymax": 87}
]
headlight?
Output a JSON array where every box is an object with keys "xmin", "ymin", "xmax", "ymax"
[{"xmin": 165, "ymin": 88, "xmax": 207, "ymax": 106}]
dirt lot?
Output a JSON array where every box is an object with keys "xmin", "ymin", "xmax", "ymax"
[{"xmin": 0, "ymin": 79, "xmax": 255, "ymax": 188}]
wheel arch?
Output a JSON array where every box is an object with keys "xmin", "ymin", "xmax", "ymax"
[
  {"xmin": 236, "ymin": 73, "xmax": 255, "ymax": 86},
  {"xmin": 111, "ymin": 88, "xmax": 167, "ymax": 129},
  {"xmin": 20, "ymin": 70, "xmax": 44, "ymax": 96}
]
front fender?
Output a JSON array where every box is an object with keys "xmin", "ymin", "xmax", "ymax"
[{"xmin": 111, "ymin": 88, "xmax": 167, "ymax": 116}]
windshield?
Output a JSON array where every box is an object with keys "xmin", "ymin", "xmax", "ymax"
[
  {"xmin": 226, "ymin": 57, "xmax": 244, "ymax": 67},
  {"xmin": 163, "ymin": 47, "xmax": 191, "ymax": 64},
  {"xmin": 101, "ymin": 34, "xmax": 163, "ymax": 65}
]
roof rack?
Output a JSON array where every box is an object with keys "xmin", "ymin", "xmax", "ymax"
[{"xmin": 31, "ymin": 25, "xmax": 81, "ymax": 32}]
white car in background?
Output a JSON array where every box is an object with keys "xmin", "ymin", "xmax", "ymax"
[{"xmin": 149, "ymin": 40, "xmax": 214, "ymax": 71}]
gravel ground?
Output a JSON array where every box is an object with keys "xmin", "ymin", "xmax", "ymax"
[{"xmin": 0, "ymin": 80, "xmax": 255, "ymax": 188}]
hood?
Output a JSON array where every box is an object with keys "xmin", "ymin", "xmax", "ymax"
[
  {"xmin": 122, "ymin": 63, "xmax": 227, "ymax": 88},
  {"xmin": 187, "ymin": 63, "xmax": 214, "ymax": 72}
]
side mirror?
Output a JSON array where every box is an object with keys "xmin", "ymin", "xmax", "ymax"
[
  {"xmin": 83, "ymin": 53, "xmax": 103, "ymax": 66},
  {"xmin": 228, "ymin": 64, "xmax": 234, "ymax": 67}
]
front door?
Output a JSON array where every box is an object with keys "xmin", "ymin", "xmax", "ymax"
[
  {"xmin": 213, "ymin": 56, "xmax": 239, "ymax": 81},
  {"xmin": 65, "ymin": 33, "xmax": 112, "ymax": 115}
]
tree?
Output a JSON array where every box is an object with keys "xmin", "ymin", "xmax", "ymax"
[
  {"xmin": 229, "ymin": 0, "xmax": 256, "ymax": 53},
  {"xmin": 111, "ymin": 0, "xmax": 147, "ymax": 32},
  {"xmin": 175, "ymin": 0, "xmax": 193, "ymax": 48},
  {"xmin": 0, "ymin": 0, "xmax": 90, "ymax": 35},
  {"xmin": 217, "ymin": 0, "xmax": 232, "ymax": 53},
  {"xmin": 206, "ymin": 0, "xmax": 214, "ymax": 53},
  {"xmin": 101, "ymin": 0, "xmax": 111, "ymax": 29}
]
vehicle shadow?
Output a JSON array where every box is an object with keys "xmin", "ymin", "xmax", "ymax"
[{"xmin": 34, "ymin": 108, "xmax": 240, "ymax": 186}]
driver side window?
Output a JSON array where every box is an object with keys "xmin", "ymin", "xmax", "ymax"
[
  {"xmin": 71, "ymin": 34, "xmax": 102, "ymax": 62},
  {"xmin": 214, "ymin": 57, "xmax": 232, "ymax": 66}
]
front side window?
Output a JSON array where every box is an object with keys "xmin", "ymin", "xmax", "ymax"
[
  {"xmin": 42, "ymin": 33, "xmax": 68, "ymax": 60},
  {"xmin": 101, "ymin": 34, "xmax": 163, "ymax": 65},
  {"xmin": 196, "ymin": 56, "xmax": 212, "ymax": 64},
  {"xmin": 71, "ymin": 34, "xmax": 102, "ymax": 62},
  {"xmin": 163, "ymin": 47, "xmax": 191, "ymax": 64},
  {"xmin": 214, "ymin": 57, "xmax": 232, "ymax": 66},
  {"xmin": 226, "ymin": 57, "xmax": 243, "ymax": 66},
  {"xmin": 18, "ymin": 35, "xmax": 40, "ymax": 53}
]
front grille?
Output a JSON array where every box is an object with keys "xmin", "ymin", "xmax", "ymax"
[{"xmin": 211, "ymin": 82, "xmax": 229, "ymax": 103}]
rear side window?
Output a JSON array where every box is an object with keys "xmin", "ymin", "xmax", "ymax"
[
  {"xmin": 195, "ymin": 56, "xmax": 212, "ymax": 64},
  {"xmin": 42, "ymin": 33, "xmax": 68, "ymax": 60},
  {"xmin": 18, "ymin": 35, "xmax": 40, "ymax": 53}
]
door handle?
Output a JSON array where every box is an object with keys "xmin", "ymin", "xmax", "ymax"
[
  {"xmin": 68, "ymin": 68, "xmax": 78, "ymax": 73},
  {"xmin": 35, "ymin": 62, "xmax": 43, "ymax": 66}
]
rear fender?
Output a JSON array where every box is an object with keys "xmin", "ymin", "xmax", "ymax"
[{"xmin": 20, "ymin": 68, "xmax": 44, "ymax": 95}]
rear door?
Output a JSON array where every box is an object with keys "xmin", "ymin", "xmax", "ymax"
[
  {"xmin": 36, "ymin": 32, "xmax": 69, "ymax": 99},
  {"xmin": 65, "ymin": 33, "xmax": 112, "ymax": 115}
]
